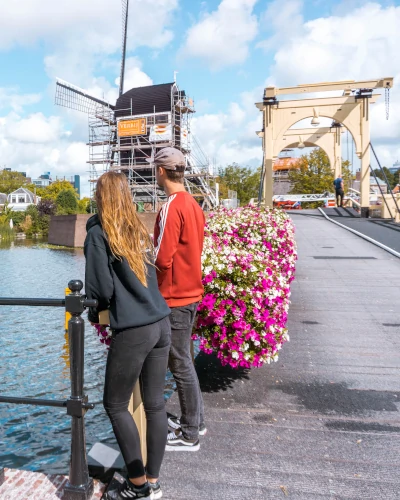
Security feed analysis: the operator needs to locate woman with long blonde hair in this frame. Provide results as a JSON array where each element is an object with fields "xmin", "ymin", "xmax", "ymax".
[{"xmin": 84, "ymin": 171, "xmax": 170, "ymax": 500}]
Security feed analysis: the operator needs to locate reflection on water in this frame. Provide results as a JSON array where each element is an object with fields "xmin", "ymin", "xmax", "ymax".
[{"xmin": 0, "ymin": 239, "xmax": 176, "ymax": 474}]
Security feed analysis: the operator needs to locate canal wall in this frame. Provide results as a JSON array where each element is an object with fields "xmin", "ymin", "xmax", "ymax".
[{"xmin": 48, "ymin": 213, "xmax": 158, "ymax": 247}]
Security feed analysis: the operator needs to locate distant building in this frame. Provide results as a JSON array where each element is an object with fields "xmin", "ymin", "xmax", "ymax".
[
  {"xmin": 32, "ymin": 172, "xmax": 52, "ymax": 188},
  {"xmin": 7, "ymin": 188, "xmax": 40, "ymax": 211},
  {"xmin": 273, "ymin": 157, "xmax": 300, "ymax": 181},
  {"xmin": 370, "ymin": 177, "xmax": 388, "ymax": 194},
  {"xmin": 388, "ymin": 160, "xmax": 400, "ymax": 175},
  {"xmin": 353, "ymin": 176, "xmax": 388, "ymax": 194},
  {"xmin": 272, "ymin": 156, "xmax": 300, "ymax": 196}
]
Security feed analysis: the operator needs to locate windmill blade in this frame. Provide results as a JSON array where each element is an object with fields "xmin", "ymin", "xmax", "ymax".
[
  {"xmin": 119, "ymin": 0, "xmax": 129, "ymax": 96},
  {"xmin": 55, "ymin": 78, "xmax": 114, "ymax": 114}
]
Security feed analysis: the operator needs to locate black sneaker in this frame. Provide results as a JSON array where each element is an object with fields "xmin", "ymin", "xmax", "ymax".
[
  {"xmin": 165, "ymin": 431, "xmax": 200, "ymax": 451},
  {"xmin": 149, "ymin": 480, "xmax": 163, "ymax": 499},
  {"xmin": 167, "ymin": 414, "xmax": 181, "ymax": 431},
  {"xmin": 199, "ymin": 422, "xmax": 208, "ymax": 436},
  {"xmin": 167, "ymin": 415, "xmax": 207, "ymax": 436},
  {"xmin": 105, "ymin": 473, "xmax": 152, "ymax": 499}
]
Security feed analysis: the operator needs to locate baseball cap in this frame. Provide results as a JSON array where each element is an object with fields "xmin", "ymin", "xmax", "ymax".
[{"xmin": 146, "ymin": 147, "xmax": 186, "ymax": 171}]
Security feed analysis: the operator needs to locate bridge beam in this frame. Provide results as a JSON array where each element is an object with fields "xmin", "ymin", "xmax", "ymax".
[
  {"xmin": 277, "ymin": 126, "xmax": 342, "ymax": 178},
  {"xmin": 256, "ymin": 82, "xmax": 391, "ymax": 217}
]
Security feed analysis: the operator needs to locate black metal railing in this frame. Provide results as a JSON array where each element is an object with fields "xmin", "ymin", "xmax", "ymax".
[{"xmin": 0, "ymin": 280, "xmax": 97, "ymax": 500}]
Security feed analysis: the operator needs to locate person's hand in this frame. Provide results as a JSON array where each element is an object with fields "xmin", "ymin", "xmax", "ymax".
[{"xmin": 90, "ymin": 322, "xmax": 99, "ymax": 327}]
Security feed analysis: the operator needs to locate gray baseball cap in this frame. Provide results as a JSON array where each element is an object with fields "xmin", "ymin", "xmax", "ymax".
[{"xmin": 146, "ymin": 147, "xmax": 186, "ymax": 171}]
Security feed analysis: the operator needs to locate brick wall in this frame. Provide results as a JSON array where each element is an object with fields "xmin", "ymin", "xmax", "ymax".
[{"xmin": 48, "ymin": 213, "xmax": 158, "ymax": 248}]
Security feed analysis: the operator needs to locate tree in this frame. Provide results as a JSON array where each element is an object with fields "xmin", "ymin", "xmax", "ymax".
[
  {"xmin": 78, "ymin": 197, "xmax": 91, "ymax": 214},
  {"xmin": 37, "ymin": 198, "xmax": 56, "ymax": 216},
  {"xmin": 41, "ymin": 180, "xmax": 79, "ymax": 201},
  {"xmin": 217, "ymin": 164, "xmax": 261, "ymax": 205},
  {"xmin": 288, "ymin": 149, "xmax": 354, "ymax": 194},
  {"xmin": 0, "ymin": 170, "xmax": 28, "ymax": 194},
  {"xmin": 341, "ymin": 160, "xmax": 353, "ymax": 192},
  {"xmin": 373, "ymin": 167, "xmax": 399, "ymax": 190},
  {"xmin": 56, "ymin": 189, "xmax": 78, "ymax": 215},
  {"xmin": 288, "ymin": 149, "xmax": 334, "ymax": 194}
]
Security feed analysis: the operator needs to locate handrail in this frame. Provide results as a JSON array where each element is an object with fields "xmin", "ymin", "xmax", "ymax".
[
  {"xmin": 0, "ymin": 280, "xmax": 97, "ymax": 500},
  {"xmin": 0, "ymin": 298, "xmax": 66, "ymax": 307},
  {"xmin": 370, "ymin": 142, "xmax": 400, "ymax": 216}
]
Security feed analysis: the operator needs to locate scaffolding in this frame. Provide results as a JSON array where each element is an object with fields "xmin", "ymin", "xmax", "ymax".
[{"xmin": 86, "ymin": 82, "xmax": 216, "ymax": 212}]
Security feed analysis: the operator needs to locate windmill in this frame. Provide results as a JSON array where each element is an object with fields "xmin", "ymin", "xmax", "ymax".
[{"xmin": 55, "ymin": 0, "xmax": 217, "ymax": 212}]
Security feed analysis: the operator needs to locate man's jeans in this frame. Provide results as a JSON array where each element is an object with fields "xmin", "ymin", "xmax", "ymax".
[{"xmin": 169, "ymin": 302, "xmax": 205, "ymax": 440}]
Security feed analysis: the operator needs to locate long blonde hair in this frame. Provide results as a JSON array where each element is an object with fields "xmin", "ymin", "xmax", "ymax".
[{"xmin": 95, "ymin": 171, "xmax": 153, "ymax": 287}]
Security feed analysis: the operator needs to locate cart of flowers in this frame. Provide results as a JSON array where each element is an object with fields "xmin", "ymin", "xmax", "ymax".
[{"xmin": 195, "ymin": 206, "xmax": 297, "ymax": 369}]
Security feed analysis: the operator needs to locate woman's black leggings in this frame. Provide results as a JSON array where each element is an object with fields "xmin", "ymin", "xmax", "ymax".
[{"xmin": 103, "ymin": 316, "xmax": 171, "ymax": 479}]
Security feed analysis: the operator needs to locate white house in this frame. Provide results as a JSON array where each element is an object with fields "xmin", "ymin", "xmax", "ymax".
[{"xmin": 7, "ymin": 188, "xmax": 40, "ymax": 211}]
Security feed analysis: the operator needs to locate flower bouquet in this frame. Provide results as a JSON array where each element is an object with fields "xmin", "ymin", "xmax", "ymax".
[{"xmin": 195, "ymin": 206, "xmax": 297, "ymax": 369}]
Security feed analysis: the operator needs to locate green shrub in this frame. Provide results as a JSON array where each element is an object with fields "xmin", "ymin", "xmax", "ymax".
[{"xmin": 56, "ymin": 189, "xmax": 78, "ymax": 215}]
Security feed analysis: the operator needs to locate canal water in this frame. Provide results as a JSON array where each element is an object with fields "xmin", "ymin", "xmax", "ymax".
[{"xmin": 0, "ymin": 239, "xmax": 176, "ymax": 474}]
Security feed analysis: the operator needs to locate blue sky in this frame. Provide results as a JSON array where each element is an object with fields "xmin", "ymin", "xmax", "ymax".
[{"xmin": 1, "ymin": 0, "xmax": 400, "ymax": 196}]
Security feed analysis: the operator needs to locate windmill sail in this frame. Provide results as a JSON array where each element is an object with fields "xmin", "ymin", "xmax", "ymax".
[
  {"xmin": 119, "ymin": 0, "xmax": 129, "ymax": 96},
  {"xmin": 55, "ymin": 78, "xmax": 114, "ymax": 114}
]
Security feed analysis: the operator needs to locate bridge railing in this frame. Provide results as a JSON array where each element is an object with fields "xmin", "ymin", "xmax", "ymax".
[{"xmin": 0, "ymin": 280, "xmax": 97, "ymax": 500}]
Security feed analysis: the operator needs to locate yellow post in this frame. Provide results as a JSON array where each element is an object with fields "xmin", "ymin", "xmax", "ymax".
[
  {"xmin": 65, "ymin": 287, "xmax": 71, "ymax": 332},
  {"xmin": 128, "ymin": 382, "xmax": 147, "ymax": 463}
]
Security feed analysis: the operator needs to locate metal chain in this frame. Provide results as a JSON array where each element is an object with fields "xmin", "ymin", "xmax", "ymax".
[{"xmin": 385, "ymin": 87, "xmax": 390, "ymax": 120}]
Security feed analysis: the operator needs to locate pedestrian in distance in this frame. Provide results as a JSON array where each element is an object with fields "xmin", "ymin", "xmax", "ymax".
[
  {"xmin": 333, "ymin": 176, "xmax": 345, "ymax": 208},
  {"xmin": 84, "ymin": 171, "xmax": 171, "ymax": 500},
  {"xmin": 150, "ymin": 147, "xmax": 207, "ymax": 452}
]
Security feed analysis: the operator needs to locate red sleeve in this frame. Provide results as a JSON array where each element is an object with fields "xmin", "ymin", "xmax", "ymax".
[{"xmin": 154, "ymin": 195, "xmax": 181, "ymax": 278}]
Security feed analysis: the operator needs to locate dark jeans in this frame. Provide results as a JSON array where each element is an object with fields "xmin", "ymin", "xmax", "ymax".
[
  {"xmin": 168, "ymin": 302, "xmax": 205, "ymax": 440},
  {"xmin": 103, "ymin": 316, "xmax": 171, "ymax": 479},
  {"xmin": 336, "ymin": 188, "xmax": 344, "ymax": 207}
]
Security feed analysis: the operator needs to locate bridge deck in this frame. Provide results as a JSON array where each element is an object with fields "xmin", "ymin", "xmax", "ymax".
[
  {"xmin": 161, "ymin": 210, "xmax": 400, "ymax": 499},
  {"xmin": 321, "ymin": 208, "xmax": 400, "ymax": 254}
]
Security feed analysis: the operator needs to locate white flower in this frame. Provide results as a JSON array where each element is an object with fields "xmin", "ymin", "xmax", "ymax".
[{"xmin": 231, "ymin": 351, "xmax": 239, "ymax": 360}]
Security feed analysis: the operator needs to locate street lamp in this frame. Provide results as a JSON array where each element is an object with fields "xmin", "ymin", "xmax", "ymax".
[
  {"xmin": 311, "ymin": 107, "xmax": 320, "ymax": 126},
  {"xmin": 298, "ymin": 136, "xmax": 305, "ymax": 149}
]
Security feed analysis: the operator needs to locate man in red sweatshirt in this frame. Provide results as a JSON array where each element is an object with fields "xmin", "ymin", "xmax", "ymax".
[{"xmin": 151, "ymin": 147, "xmax": 206, "ymax": 451}]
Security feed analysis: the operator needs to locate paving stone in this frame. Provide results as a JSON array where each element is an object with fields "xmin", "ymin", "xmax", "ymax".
[
  {"xmin": 160, "ymin": 213, "xmax": 400, "ymax": 500},
  {"xmin": 0, "ymin": 468, "xmax": 105, "ymax": 499}
]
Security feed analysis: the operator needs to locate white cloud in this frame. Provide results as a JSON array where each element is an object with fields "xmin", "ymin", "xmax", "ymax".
[
  {"xmin": 5, "ymin": 113, "xmax": 64, "ymax": 144},
  {"xmin": 180, "ymin": 0, "xmax": 259, "ymax": 70},
  {"xmin": 0, "ymin": 88, "xmax": 42, "ymax": 113},
  {"xmin": 0, "ymin": 111, "xmax": 91, "ymax": 195},
  {"xmin": 115, "ymin": 58, "xmax": 153, "ymax": 92},
  {"xmin": 0, "ymin": 0, "xmax": 177, "ymax": 52},
  {"xmin": 0, "ymin": 0, "xmax": 176, "ymax": 99},
  {"xmin": 264, "ymin": 2, "xmax": 400, "ymax": 86},
  {"xmin": 192, "ymin": 86, "xmax": 263, "ymax": 168},
  {"xmin": 257, "ymin": 0, "xmax": 304, "ymax": 53}
]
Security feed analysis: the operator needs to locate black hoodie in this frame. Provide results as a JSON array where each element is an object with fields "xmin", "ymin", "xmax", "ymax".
[{"xmin": 84, "ymin": 214, "xmax": 170, "ymax": 330}]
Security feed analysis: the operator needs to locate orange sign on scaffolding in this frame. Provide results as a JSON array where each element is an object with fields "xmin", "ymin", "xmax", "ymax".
[{"xmin": 118, "ymin": 118, "xmax": 147, "ymax": 137}]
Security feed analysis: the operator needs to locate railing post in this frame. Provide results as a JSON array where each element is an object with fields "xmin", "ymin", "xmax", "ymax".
[{"xmin": 63, "ymin": 280, "xmax": 94, "ymax": 500}]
